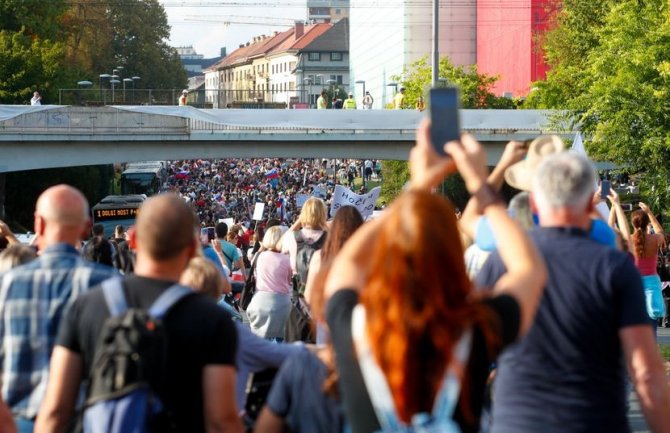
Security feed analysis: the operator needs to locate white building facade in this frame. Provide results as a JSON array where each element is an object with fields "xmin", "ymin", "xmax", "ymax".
[{"xmin": 349, "ymin": 0, "xmax": 476, "ymax": 108}]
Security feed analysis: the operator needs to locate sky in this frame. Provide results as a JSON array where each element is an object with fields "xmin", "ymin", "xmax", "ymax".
[{"xmin": 158, "ymin": 0, "xmax": 308, "ymax": 58}]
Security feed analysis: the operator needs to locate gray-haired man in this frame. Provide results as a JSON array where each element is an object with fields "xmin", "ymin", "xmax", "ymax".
[{"xmin": 477, "ymin": 152, "xmax": 670, "ymax": 433}]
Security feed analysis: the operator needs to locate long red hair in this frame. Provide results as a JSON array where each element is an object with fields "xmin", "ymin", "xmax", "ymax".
[{"xmin": 360, "ymin": 191, "xmax": 496, "ymax": 422}]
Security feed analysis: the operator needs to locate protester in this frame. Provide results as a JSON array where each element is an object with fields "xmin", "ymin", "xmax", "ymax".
[
  {"xmin": 304, "ymin": 205, "xmax": 364, "ymax": 324},
  {"xmin": 30, "ymin": 92, "xmax": 41, "ymax": 106},
  {"xmin": 324, "ymin": 120, "xmax": 547, "ymax": 433},
  {"xmin": 630, "ymin": 202, "xmax": 667, "ymax": 321},
  {"xmin": 179, "ymin": 89, "xmax": 188, "ymax": 106},
  {"xmin": 0, "ymin": 185, "xmax": 118, "ymax": 433},
  {"xmin": 246, "ymin": 226, "xmax": 292, "ymax": 340},
  {"xmin": 82, "ymin": 223, "xmax": 114, "ymax": 266},
  {"xmin": 282, "ymin": 197, "xmax": 328, "ymax": 291},
  {"xmin": 392, "ymin": 87, "xmax": 405, "ymax": 109},
  {"xmin": 0, "ymin": 245, "xmax": 37, "ymax": 274},
  {"xmin": 180, "ymin": 255, "xmax": 301, "ymax": 416},
  {"xmin": 253, "ymin": 209, "xmax": 363, "ymax": 433},
  {"xmin": 362, "ymin": 91, "xmax": 374, "ymax": 110},
  {"xmin": 477, "ymin": 152, "xmax": 670, "ymax": 433},
  {"xmin": 0, "ymin": 220, "xmax": 20, "ymax": 250},
  {"xmin": 36, "ymin": 194, "xmax": 243, "ymax": 433}
]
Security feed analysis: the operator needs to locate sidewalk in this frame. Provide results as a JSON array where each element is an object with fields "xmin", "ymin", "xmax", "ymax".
[{"xmin": 628, "ymin": 326, "xmax": 670, "ymax": 433}]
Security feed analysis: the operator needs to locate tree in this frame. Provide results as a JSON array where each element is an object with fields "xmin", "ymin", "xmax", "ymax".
[
  {"xmin": 0, "ymin": 29, "xmax": 77, "ymax": 104},
  {"xmin": 527, "ymin": 0, "xmax": 670, "ymax": 209},
  {"xmin": 57, "ymin": 0, "xmax": 187, "ymax": 99},
  {"xmin": 380, "ymin": 56, "xmax": 515, "ymax": 204}
]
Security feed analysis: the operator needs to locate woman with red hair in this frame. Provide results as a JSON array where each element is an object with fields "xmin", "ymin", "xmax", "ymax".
[{"xmin": 325, "ymin": 119, "xmax": 547, "ymax": 433}]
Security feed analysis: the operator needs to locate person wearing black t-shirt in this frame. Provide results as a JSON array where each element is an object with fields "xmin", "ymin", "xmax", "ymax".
[
  {"xmin": 36, "ymin": 194, "xmax": 243, "ymax": 433},
  {"xmin": 324, "ymin": 121, "xmax": 548, "ymax": 433}
]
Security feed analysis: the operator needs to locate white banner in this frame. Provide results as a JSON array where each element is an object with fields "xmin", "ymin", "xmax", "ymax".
[
  {"xmin": 252, "ymin": 202, "xmax": 265, "ymax": 221},
  {"xmin": 218, "ymin": 218, "xmax": 235, "ymax": 228},
  {"xmin": 330, "ymin": 185, "xmax": 381, "ymax": 219}
]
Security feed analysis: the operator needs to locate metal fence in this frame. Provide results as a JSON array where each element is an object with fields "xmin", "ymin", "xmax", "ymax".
[{"xmin": 58, "ymin": 89, "xmax": 312, "ymax": 109}]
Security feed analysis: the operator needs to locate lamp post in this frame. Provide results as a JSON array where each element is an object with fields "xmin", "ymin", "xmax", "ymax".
[
  {"xmin": 123, "ymin": 78, "xmax": 133, "ymax": 103},
  {"xmin": 77, "ymin": 80, "xmax": 92, "ymax": 106},
  {"xmin": 99, "ymin": 74, "xmax": 110, "ymax": 105},
  {"xmin": 355, "ymin": 80, "xmax": 366, "ymax": 107},
  {"xmin": 131, "ymin": 76, "xmax": 141, "ymax": 104},
  {"xmin": 303, "ymin": 77, "xmax": 313, "ymax": 107}
]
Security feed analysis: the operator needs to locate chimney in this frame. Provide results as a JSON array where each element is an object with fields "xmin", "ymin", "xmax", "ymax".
[
  {"xmin": 220, "ymin": 47, "xmax": 227, "ymax": 57},
  {"xmin": 294, "ymin": 20, "xmax": 304, "ymax": 39},
  {"xmin": 239, "ymin": 44, "xmax": 244, "ymax": 48},
  {"xmin": 246, "ymin": 42, "xmax": 250, "ymax": 46}
]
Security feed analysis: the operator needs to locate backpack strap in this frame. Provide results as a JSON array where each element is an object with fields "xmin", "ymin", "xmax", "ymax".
[
  {"xmin": 148, "ymin": 284, "xmax": 193, "ymax": 320},
  {"xmin": 351, "ymin": 305, "xmax": 403, "ymax": 431},
  {"xmin": 101, "ymin": 278, "xmax": 128, "ymax": 316},
  {"xmin": 432, "ymin": 328, "xmax": 472, "ymax": 420}
]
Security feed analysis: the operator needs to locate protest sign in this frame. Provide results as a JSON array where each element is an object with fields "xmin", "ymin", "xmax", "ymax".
[
  {"xmin": 218, "ymin": 218, "xmax": 235, "ymax": 228},
  {"xmin": 329, "ymin": 185, "xmax": 381, "ymax": 219},
  {"xmin": 252, "ymin": 202, "xmax": 265, "ymax": 221},
  {"xmin": 296, "ymin": 194, "xmax": 310, "ymax": 208}
]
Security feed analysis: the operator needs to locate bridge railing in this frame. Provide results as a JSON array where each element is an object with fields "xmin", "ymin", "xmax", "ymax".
[
  {"xmin": 0, "ymin": 107, "xmax": 188, "ymax": 134},
  {"xmin": 58, "ymin": 89, "xmax": 311, "ymax": 109}
]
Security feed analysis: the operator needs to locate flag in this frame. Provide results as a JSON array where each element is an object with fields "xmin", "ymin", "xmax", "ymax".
[
  {"xmin": 572, "ymin": 132, "xmax": 610, "ymax": 220},
  {"xmin": 265, "ymin": 168, "xmax": 279, "ymax": 180}
]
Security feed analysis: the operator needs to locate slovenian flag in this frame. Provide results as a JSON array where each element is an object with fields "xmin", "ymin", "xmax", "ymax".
[{"xmin": 266, "ymin": 168, "xmax": 279, "ymax": 180}]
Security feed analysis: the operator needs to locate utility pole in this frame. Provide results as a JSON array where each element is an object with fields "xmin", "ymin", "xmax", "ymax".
[{"xmin": 432, "ymin": 0, "xmax": 439, "ymax": 87}]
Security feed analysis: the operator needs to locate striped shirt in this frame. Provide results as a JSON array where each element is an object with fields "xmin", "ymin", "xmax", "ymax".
[{"xmin": 0, "ymin": 243, "xmax": 118, "ymax": 419}]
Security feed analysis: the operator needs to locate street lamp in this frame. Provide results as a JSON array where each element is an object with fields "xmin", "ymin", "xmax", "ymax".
[
  {"xmin": 123, "ymin": 78, "xmax": 133, "ymax": 103},
  {"xmin": 303, "ymin": 77, "xmax": 313, "ymax": 107},
  {"xmin": 131, "ymin": 76, "xmax": 141, "ymax": 104},
  {"xmin": 110, "ymin": 76, "xmax": 120, "ymax": 104},
  {"xmin": 355, "ymin": 80, "xmax": 366, "ymax": 98},
  {"xmin": 99, "ymin": 74, "xmax": 110, "ymax": 104}
]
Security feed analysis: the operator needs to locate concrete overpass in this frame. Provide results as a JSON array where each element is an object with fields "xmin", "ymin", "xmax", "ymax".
[{"xmin": 0, "ymin": 105, "xmax": 576, "ymax": 173}]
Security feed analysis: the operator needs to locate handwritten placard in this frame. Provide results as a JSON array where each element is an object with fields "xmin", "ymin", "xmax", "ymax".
[{"xmin": 329, "ymin": 185, "xmax": 381, "ymax": 219}]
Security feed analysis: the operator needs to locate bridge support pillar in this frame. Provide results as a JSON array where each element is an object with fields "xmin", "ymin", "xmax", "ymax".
[{"xmin": 0, "ymin": 173, "xmax": 5, "ymax": 220}]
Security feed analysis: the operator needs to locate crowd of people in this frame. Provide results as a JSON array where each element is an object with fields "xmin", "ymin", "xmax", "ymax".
[
  {"xmin": 161, "ymin": 157, "xmax": 380, "ymax": 230},
  {"xmin": 0, "ymin": 119, "xmax": 669, "ymax": 433}
]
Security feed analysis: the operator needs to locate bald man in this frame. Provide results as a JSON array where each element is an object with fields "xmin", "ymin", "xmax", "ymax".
[
  {"xmin": 38, "ymin": 194, "xmax": 243, "ymax": 433},
  {"xmin": 0, "ymin": 185, "xmax": 118, "ymax": 433}
]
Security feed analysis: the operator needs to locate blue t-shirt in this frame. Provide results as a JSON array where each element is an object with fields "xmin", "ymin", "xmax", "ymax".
[
  {"xmin": 266, "ymin": 348, "xmax": 346, "ymax": 433},
  {"xmin": 218, "ymin": 240, "xmax": 240, "ymax": 269},
  {"xmin": 476, "ymin": 227, "xmax": 650, "ymax": 433}
]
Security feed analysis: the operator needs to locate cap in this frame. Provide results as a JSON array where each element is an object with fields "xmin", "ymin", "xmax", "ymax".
[
  {"xmin": 182, "ymin": 89, "xmax": 188, "ymax": 94},
  {"xmin": 348, "ymin": 93, "xmax": 353, "ymax": 96}
]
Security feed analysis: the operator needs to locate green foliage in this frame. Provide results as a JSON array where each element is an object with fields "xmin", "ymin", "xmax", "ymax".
[
  {"xmin": 529, "ymin": 0, "xmax": 670, "ymax": 210},
  {"xmin": 104, "ymin": 0, "xmax": 187, "ymax": 90},
  {"xmin": 5, "ymin": 165, "xmax": 114, "ymax": 230},
  {"xmin": 381, "ymin": 56, "xmax": 512, "ymax": 205},
  {"xmin": 0, "ymin": 0, "xmax": 69, "ymax": 40},
  {"xmin": 380, "ymin": 161, "xmax": 410, "ymax": 204},
  {"xmin": 392, "ymin": 56, "xmax": 518, "ymax": 110},
  {"xmin": 0, "ymin": 29, "xmax": 77, "ymax": 104}
]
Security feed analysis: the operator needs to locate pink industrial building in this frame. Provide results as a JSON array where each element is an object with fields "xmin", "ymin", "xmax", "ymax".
[{"xmin": 476, "ymin": 0, "xmax": 556, "ymax": 97}]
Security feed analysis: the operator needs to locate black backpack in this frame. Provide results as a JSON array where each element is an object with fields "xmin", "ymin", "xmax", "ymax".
[
  {"xmin": 82, "ymin": 278, "xmax": 192, "ymax": 433},
  {"xmin": 293, "ymin": 231, "xmax": 327, "ymax": 293}
]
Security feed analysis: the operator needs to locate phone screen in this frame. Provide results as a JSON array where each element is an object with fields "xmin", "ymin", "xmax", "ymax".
[
  {"xmin": 430, "ymin": 87, "xmax": 460, "ymax": 155},
  {"xmin": 600, "ymin": 180, "xmax": 611, "ymax": 199}
]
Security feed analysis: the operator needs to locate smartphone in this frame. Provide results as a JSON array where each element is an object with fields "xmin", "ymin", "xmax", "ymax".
[
  {"xmin": 621, "ymin": 203, "xmax": 633, "ymax": 212},
  {"xmin": 600, "ymin": 180, "xmax": 611, "ymax": 199},
  {"xmin": 430, "ymin": 87, "xmax": 461, "ymax": 155}
]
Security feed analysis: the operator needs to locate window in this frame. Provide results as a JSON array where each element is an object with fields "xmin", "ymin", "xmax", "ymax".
[
  {"xmin": 308, "ymin": 52, "xmax": 321, "ymax": 61},
  {"xmin": 330, "ymin": 52, "xmax": 343, "ymax": 61},
  {"xmin": 330, "ymin": 75, "xmax": 343, "ymax": 85},
  {"xmin": 335, "ymin": 8, "xmax": 341, "ymax": 14}
]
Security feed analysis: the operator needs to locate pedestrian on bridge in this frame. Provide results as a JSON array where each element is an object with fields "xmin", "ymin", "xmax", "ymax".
[{"xmin": 343, "ymin": 93, "xmax": 357, "ymax": 109}]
